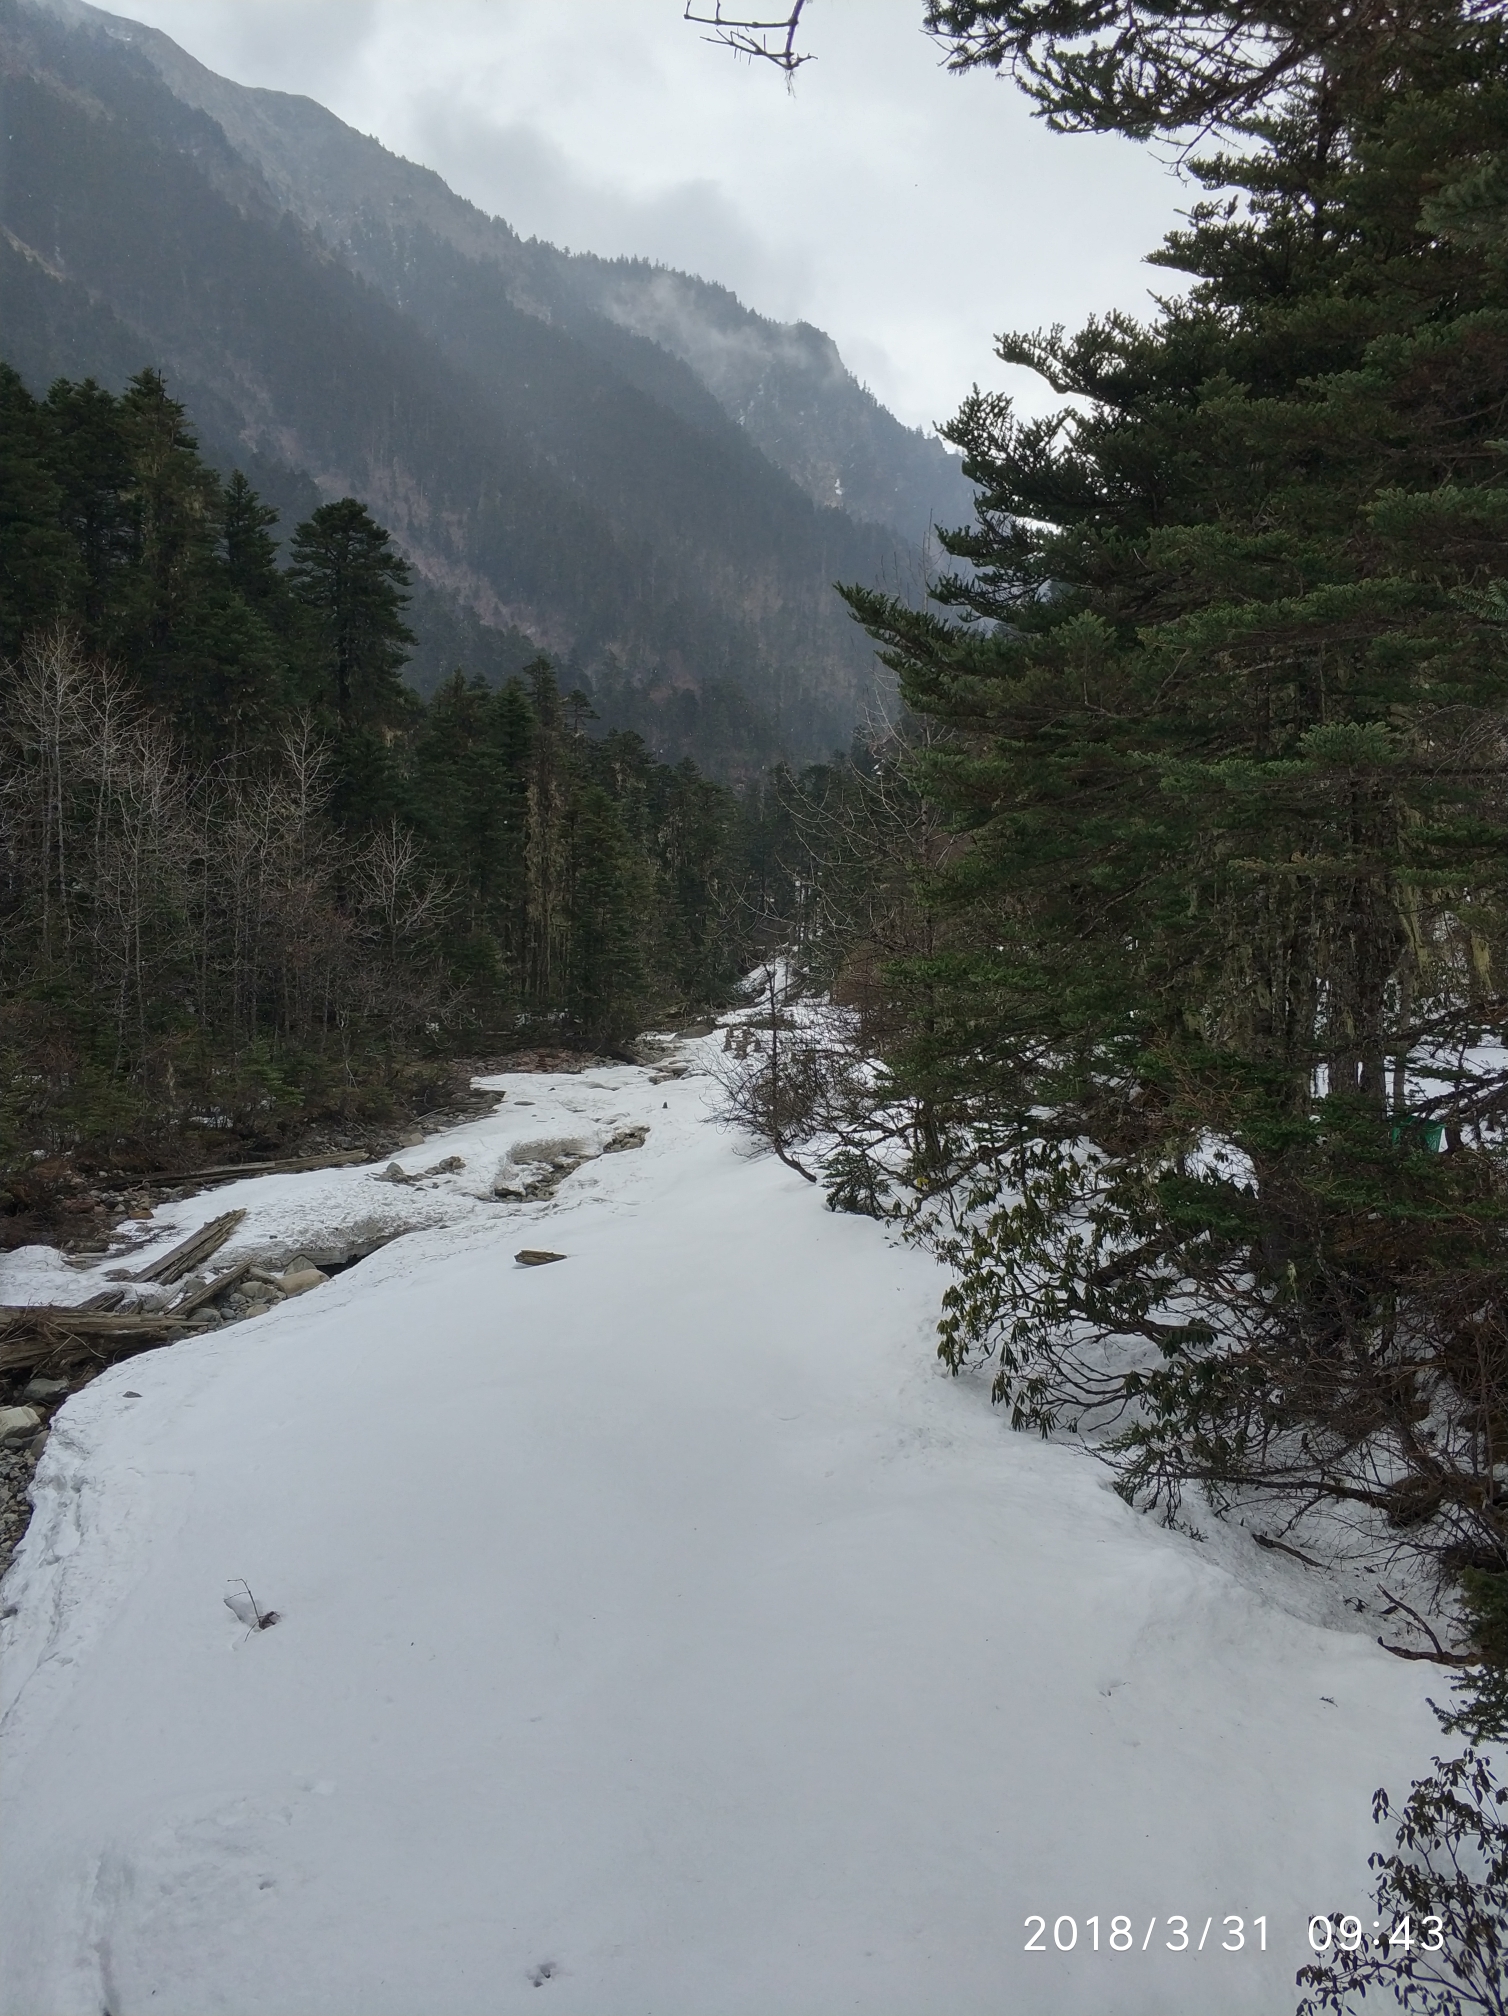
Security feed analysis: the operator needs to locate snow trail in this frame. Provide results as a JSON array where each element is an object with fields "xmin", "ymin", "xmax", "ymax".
[{"xmin": 0, "ymin": 1041, "xmax": 1435, "ymax": 2013}]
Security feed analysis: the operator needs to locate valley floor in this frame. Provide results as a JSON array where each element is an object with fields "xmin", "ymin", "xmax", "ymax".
[{"xmin": 0, "ymin": 1035, "xmax": 1437, "ymax": 2015}]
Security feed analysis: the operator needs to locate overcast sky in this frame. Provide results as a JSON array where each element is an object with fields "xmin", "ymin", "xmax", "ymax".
[{"xmin": 117, "ymin": 0, "xmax": 1187, "ymax": 434}]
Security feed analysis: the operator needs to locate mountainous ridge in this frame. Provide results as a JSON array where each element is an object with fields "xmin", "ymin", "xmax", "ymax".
[
  {"xmin": 23, "ymin": 0, "xmax": 969, "ymax": 546},
  {"xmin": 1, "ymin": 0, "xmax": 964, "ymax": 763}
]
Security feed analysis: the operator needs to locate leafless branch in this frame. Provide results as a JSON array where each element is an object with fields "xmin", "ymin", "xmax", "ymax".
[{"xmin": 685, "ymin": 1, "xmax": 813, "ymax": 76}]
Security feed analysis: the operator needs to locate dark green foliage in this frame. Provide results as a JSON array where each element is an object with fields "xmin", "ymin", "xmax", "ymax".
[
  {"xmin": 1296, "ymin": 1741, "xmax": 1507, "ymax": 2015},
  {"xmin": 923, "ymin": 0, "xmax": 1491, "ymax": 135},
  {"xmin": 288, "ymin": 499, "xmax": 416, "ymax": 731},
  {"xmin": 844, "ymin": 0, "xmax": 1508, "ymax": 1573},
  {"xmin": 0, "ymin": 364, "xmax": 75, "ymax": 655},
  {"xmin": 1298, "ymin": 1582, "xmax": 1508, "ymax": 2016},
  {"xmin": 221, "ymin": 471, "xmax": 281, "ymax": 605},
  {"xmin": 828, "ymin": 7, "xmax": 1508, "ymax": 2001},
  {"xmin": 0, "ymin": 364, "xmax": 763, "ymax": 1168}
]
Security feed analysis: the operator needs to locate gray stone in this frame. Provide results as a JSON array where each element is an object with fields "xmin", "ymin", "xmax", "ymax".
[
  {"xmin": 603, "ymin": 1126, "xmax": 649, "ymax": 1154},
  {"xmin": 22, "ymin": 1377, "xmax": 69, "ymax": 1402},
  {"xmin": 276, "ymin": 1266, "xmax": 328, "ymax": 1296},
  {"xmin": 0, "ymin": 1407, "xmax": 45, "ymax": 1445},
  {"xmin": 508, "ymin": 1136, "xmax": 594, "ymax": 1166}
]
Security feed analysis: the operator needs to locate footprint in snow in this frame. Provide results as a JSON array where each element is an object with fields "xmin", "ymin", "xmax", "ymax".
[{"xmin": 529, "ymin": 1961, "xmax": 558, "ymax": 1986}]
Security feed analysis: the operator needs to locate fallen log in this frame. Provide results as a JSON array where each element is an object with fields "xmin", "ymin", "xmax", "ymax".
[
  {"xmin": 171, "ymin": 1259, "xmax": 251, "ymax": 1315},
  {"xmin": 0, "ymin": 1307, "xmax": 195, "ymax": 1374},
  {"xmin": 134, "ymin": 1150, "xmax": 376, "ymax": 1187},
  {"xmin": 133, "ymin": 1210, "xmax": 245, "ymax": 1285}
]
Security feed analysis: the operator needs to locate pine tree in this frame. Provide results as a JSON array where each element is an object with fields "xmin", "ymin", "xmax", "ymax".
[
  {"xmin": 0, "ymin": 365, "xmax": 76, "ymax": 657},
  {"xmin": 40, "ymin": 374, "xmax": 135, "ymax": 631},
  {"xmin": 221, "ymin": 471, "xmax": 281, "ymax": 604},
  {"xmin": 287, "ymin": 498, "xmax": 416, "ymax": 730},
  {"xmin": 844, "ymin": 2, "xmax": 1508, "ymax": 1561}
]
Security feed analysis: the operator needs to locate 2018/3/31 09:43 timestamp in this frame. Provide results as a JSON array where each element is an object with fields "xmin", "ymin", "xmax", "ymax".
[{"xmin": 1024, "ymin": 1916, "xmax": 1266, "ymax": 1952}]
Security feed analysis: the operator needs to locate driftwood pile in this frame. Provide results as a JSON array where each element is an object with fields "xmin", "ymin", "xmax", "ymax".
[{"xmin": 0, "ymin": 1211, "xmax": 249, "ymax": 1375}]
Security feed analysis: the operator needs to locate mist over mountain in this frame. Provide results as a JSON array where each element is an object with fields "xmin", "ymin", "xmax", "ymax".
[{"xmin": 0, "ymin": 0, "xmax": 964, "ymax": 764}]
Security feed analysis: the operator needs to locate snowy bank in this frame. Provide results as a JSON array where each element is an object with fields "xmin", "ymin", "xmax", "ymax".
[{"xmin": 0, "ymin": 1039, "xmax": 1437, "ymax": 2014}]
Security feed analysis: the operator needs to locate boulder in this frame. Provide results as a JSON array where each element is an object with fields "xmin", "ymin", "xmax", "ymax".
[
  {"xmin": 276, "ymin": 1266, "xmax": 328, "ymax": 1296},
  {"xmin": 508, "ymin": 1136, "xmax": 594, "ymax": 1167},
  {"xmin": 603, "ymin": 1126, "xmax": 649, "ymax": 1153},
  {"xmin": 0, "ymin": 1406, "xmax": 45, "ymax": 1444}
]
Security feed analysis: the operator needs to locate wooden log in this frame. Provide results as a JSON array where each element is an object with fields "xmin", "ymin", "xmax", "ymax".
[
  {"xmin": 134, "ymin": 1150, "xmax": 375, "ymax": 1186},
  {"xmin": 171, "ymin": 1259, "xmax": 251, "ymax": 1315},
  {"xmin": 0, "ymin": 1308, "xmax": 193, "ymax": 1374},
  {"xmin": 133, "ymin": 1210, "xmax": 246, "ymax": 1285}
]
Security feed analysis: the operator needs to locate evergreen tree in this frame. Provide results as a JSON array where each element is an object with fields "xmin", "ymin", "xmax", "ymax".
[
  {"xmin": 116, "ymin": 368, "xmax": 220, "ymax": 656},
  {"xmin": 411, "ymin": 670, "xmax": 535, "ymax": 996},
  {"xmin": 221, "ymin": 470, "xmax": 282, "ymax": 604},
  {"xmin": 287, "ymin": 497, "xmax": 416, "ymax": 730},
  {"xmin": 41, "ymin": 373, "xmax": 135, "ymax": 630},
  {"xmin": 0, "ymin": 364, "xmax": 75, "ymax": 656},
  {"xmin": 564, "ymin": 780, "xmax": 649, "ymax": 1039},
  {"xmin": 844, "ymin": 1, "xmax": 1508, "ymax": 1566},
  {"xmin": 1, "ymin": 360, "xmax": 760, "ymax": 1170}
]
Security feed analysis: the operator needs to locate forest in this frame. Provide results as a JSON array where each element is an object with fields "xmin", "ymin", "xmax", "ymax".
[{"xmin": 0, "ymin": 362, "xmax": 792, "ymax": 1183}]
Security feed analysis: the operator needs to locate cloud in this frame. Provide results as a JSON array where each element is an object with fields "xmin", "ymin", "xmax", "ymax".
[
  {"xmin": 116, "ymin": 0, "xmax": 1188, "ymax": 428},
  {"xmin": 402, "ymin": 102, "xmax": 813, "ymax": 318}
]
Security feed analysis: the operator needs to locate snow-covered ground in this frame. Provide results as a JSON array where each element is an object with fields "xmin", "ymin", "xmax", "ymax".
[{"xmin": 0, "ymin": 1035, "xmax": 1438, "ymax": 2015}]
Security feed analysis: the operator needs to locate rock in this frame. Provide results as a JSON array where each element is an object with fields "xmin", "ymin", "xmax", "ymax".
[
  {"xmin": 276, "ymin": 1266, "xmax": 328, "ymax": 1296},
  {"xmin": 0, "ymin": 1407, "xmax": 45, "ymax": 1445},
  {"xmin": 374, "ymin": 1162, "xmax": 412, "ymax": 1185},
  {"xmin": 603, "ymin": 1126, "xmax": 649, "ymax": 1153},
  {"xmin": 22, "ymin": 1377, "xmax": 69, "ymax": 1402},
  {"xmin": 508, "ymin": 1136, "xmax": 594, "ymax": 1168},
  {"xmin": 425, "ymin": 1155, "xmax": 465, "ymax": 1175},
  {"xmin": 515, "ymin": 1249, "xmax": 567, "ymax": 1267}
]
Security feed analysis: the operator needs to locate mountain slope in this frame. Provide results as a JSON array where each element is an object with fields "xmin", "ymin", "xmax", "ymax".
[
  {"xmin": 1, "ymin": 0, "xmax": 936, "ymax": 761},
  {"xmin": 557, "ymin": 257, "xmax": 974, "ymax": 547},
  {"xmin": 21, "ymin": 0, "xmax": 970, "ymax": 548}
]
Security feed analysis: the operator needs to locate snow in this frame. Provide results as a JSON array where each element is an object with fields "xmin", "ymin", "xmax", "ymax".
[{"xmin": 0, "ymin": 1037, "xmax": 1440, "ymax": 2014}]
